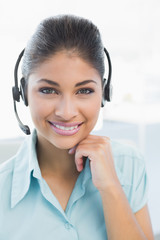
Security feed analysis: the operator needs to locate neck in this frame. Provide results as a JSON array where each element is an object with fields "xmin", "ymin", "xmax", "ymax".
[{"xmin": 36, "ymin": 135, "xmax": 78, "ymax": 178}]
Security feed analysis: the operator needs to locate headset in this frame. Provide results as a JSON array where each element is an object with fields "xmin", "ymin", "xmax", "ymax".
[{"xmin": 12, "ymin": 47, "xmax": 112, "ymax": 135}]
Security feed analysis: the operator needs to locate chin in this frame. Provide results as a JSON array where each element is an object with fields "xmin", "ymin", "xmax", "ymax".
[
  {"xmin": 38, "ymin": 124, "xmax": 94, "ymax": 150},
  {"xmin": 50, "ymin": 140, "xmax": 77, "ymax": 150}
]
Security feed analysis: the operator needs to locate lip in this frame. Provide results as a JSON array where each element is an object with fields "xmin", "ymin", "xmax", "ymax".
[{"xmin": 48, "ymin": 121, "xmax": 83, "ymax": 136}]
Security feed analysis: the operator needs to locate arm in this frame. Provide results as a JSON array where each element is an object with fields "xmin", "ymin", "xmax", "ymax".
[
  {"xmin": 69, "ymin": 135, "xmax": 154, "ymax": 240},
  {"xmin": 135, "ymin": 205, "xmax": 154, "ymax": 240},
  {"xmin": 100, "ymin": 186, "xmax": 154, "ymax": 240}
]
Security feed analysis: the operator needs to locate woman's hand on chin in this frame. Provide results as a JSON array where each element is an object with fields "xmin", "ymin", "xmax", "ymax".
[{"xmin": 68, "ymin": 135, "xmax": 120, "ymax": 192}]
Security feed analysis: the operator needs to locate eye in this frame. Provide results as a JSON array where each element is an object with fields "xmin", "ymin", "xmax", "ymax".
[
  {"xmin": 76, "ymin": 88, "xmax": 94, "ymax": 95},
  {"xmin": 39, "ymin": 87, "xmax": 58, "ymax": 94}
]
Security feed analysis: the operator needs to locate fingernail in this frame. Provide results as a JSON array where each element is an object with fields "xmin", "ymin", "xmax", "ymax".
[
  {"xmin": 68, "ymin": 149, "xmax": 73, "ymax": 154},
  {"xmin": 68, "ymin": 145, "xmax": 77, "ymax": 154}
]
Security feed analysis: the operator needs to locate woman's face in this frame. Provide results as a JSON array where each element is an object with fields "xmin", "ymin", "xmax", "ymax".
[{"xmin": 28, "ymin": 51, "xmax": 102, "ymax": 149}]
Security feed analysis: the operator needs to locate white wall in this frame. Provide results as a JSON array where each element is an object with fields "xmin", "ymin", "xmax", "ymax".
[{"xmin": 0, "ymin": 0, "xmax": 160, "ymax": 138}]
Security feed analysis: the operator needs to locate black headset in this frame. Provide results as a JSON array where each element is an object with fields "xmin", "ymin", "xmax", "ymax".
[{"xmin": 12, "ymin": 48, "xmax": 112, "ymax": 135}]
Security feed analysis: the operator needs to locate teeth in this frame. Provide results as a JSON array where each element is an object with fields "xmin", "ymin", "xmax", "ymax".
[{"xmin": 54, "ymin": 124, "xmax": 79, "ymax": 131}]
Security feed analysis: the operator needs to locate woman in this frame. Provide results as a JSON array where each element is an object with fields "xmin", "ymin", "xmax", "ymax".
[{"xmin": 0, "ymin": 15, "xmax": 153, "ymax": 239}]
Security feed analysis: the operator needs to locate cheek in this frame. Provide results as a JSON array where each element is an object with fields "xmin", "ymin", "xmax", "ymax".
[
  {"xmin": 28, "ymin": 94, "xmax": 50, "ymax": 122},
  {"xmin": 82, "ymin": 97, "xmax": 101, "ymax": 121},
  {"xmin": 30, "ymin": 104, "xmax": 51, "ymax": 121}
]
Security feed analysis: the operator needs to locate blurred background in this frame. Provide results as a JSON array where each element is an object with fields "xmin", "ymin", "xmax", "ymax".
[{"xmin": 0, "ymin": 0, "xmax": 160, "ymax": 237}]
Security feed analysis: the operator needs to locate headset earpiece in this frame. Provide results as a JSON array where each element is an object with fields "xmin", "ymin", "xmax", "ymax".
[
  {"xmin": 103, "ymin": 77, "xmax": 112, "ymax": 101},
  {"xmin": 20, "ymin": 77, "xmax": 28, "ymax": 106},
  {"xmin": 12, "ymin": 86, "xmax": 20, "ymax": 102},
  {"xmin": 101, "ymin": 81, "xmax": 113, "ymax": 107},
  {"xmin": 101, "ymin": 48, "xmax": 112, "ymax": 107},
  {"xmin": 12, "ymin": 78, "xmax": 28, "ymax": 106}
]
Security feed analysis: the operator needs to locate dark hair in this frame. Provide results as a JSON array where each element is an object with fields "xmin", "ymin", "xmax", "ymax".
[{"xmin": 22, "ymin": 14, "xmax": 105, "ymax": 81}]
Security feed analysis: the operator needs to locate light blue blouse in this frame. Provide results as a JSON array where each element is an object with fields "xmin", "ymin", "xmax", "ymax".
[{"xmin": 0, "ymin": 130, "xmax": 148, "ymax": 240}]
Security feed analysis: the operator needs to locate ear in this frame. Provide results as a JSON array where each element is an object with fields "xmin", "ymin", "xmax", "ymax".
[{"xmin": 20, "ymin": 77, "xmax": 28, "ymax": 106}]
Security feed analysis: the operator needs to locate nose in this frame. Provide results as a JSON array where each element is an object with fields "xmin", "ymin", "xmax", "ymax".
[{"xmin": 55, "ymin": 96, "xmax": 78, "ymax": 120}]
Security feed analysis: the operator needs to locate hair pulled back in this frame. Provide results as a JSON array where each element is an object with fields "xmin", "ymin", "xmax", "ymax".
[{"xmin": 22, "ymin": 14, "xmax": 105, "ymax": 81}]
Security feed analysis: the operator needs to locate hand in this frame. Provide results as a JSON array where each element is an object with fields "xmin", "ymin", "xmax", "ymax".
[{"xmin": 69, "ymin": 135, "xmax": 120, "ymax": 192}]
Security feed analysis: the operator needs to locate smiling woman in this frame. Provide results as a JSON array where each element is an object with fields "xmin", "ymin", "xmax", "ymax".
[
  {"xmin": 0, "ymin": 14, "xmax": 154, "ymax": 240},
  {"xmin": 27, "ymin": 51, "xmax": 102, "ymax": 150}
]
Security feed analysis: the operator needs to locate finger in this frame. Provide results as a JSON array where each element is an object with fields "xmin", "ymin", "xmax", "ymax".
[
  {"xmin": 77, "ymin": 162, "xmax": 84, "ymax": 172},
  {"xmin": 75, "ymin": 155, "xmax": 84, "ymax": 172},
  {"xmin": 74, "ymin": 148, "xmax": 93, "ymax": 172}
]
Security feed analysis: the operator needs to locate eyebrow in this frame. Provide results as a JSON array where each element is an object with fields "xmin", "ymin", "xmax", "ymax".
[{"xmin": 37, "ymin": 79, "xmax": 97, "ymax": 87}]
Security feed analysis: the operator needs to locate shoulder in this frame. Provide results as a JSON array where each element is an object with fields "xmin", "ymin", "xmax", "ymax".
[
  {"xmin": 0, "ymin": 135, "xmax": 29, "ymax": 193},
  {"xmin": 110, "ymin": 140, "xmax": 149, "ymax": 212},
  {"xmin": 111, "ymin": 140, "xmax": 146, "ymax": 185},
  {"xmin": 0, "ymin": 135, "xmax": 31, "ymax": 211},
  {"xmin": 111, "ymin": 139, "xmax": 144, "ymax": 166},
  {"xmin": 111, "ymin": 139, "xmax": 142, "ymax": 158},
  {"xmin": 0, "ymin": 157, "xmax": 16, "ymax": 209},
  {"xmin": 0, "ymin": 156, "xmax": 15, "ymax": 180}
]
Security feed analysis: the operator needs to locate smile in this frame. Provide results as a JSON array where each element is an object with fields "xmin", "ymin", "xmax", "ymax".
[
  {"xmin": 48, "ymin": 121, "xmax": 83, "ymax": 136},
  {"xmin": 53, "ymin": 124, "xmax": 79, "ymax": 131}
]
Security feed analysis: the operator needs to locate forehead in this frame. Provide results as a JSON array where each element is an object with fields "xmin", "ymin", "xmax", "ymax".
[{"xmin": 29, "ymin": 51, "xmax": 101, "ymax": 85}]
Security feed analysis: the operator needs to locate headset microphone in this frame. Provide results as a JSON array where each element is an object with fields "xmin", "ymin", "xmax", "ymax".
[
  {"xmin": 13, "ymin": 100, "xmax": 30, "ymax": 135},
  {"xmin": 12, "ymin": 49, "xmax": 30, "ymax": 135}
]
